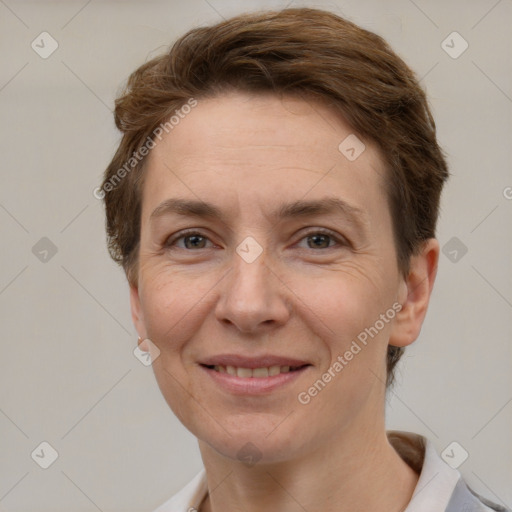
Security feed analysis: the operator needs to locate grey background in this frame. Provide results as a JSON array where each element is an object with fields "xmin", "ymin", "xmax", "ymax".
[{"xmin": 0, "ymin": 0, "xmax": 510, "ymax": 510}]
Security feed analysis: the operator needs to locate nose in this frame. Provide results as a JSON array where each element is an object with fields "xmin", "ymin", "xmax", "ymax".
[{"xmin": 215, "ymin": 251, "xmax": 291, "ymax": 334}]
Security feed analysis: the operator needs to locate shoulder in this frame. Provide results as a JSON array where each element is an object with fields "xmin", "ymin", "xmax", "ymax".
[
  {"xmin": 387, "ymin": 431, "xmax": 510, "ymax": 512},
  {"xmin": 447, "ymin": 478, "xmax": 510, "ymax": 512}
]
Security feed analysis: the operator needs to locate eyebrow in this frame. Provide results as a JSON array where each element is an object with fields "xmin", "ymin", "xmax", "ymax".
[{"xmin": 149, "ymin": 197, "xmax": 369, "ymax": 231}]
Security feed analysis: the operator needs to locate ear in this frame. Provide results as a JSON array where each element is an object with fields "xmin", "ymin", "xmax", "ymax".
[
  {"xmin": 130, "ymin": 284, "xmax": 149, "ymax": 352},
  {"xmin": 389, "ymin": 238, "xmax": 440, "ymax": 348}
]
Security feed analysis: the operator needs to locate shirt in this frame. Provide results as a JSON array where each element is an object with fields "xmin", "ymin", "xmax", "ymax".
[{"xmin": 152, "ymin": 431, "xmax": 509, "ymax": 512}]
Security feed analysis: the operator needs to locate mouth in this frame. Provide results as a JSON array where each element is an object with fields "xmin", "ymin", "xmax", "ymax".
[
  {"xmin": 198, "ymin": 355, "xmax": 312, "ymax": 394},
  {"xmin": 201, "ymin": 363, "xmax": 309, "ymax": 378}
]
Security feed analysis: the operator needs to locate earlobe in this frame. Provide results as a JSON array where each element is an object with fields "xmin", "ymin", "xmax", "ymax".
[
  {"xmin": 389, "ymin": 238, "xmax": 440, "ymax": 348},
  {"xmin": 130, "ymin": 285, "xmax": 148, "ymax": 350}
]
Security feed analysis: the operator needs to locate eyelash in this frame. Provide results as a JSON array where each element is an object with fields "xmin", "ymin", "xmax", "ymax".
[{"xmin": 164, "ymin": 228, "xmax": 348, "ymax": 251}]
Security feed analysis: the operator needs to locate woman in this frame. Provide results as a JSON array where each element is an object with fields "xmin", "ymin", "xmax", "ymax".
[{"xmin": 100, "ymin": 8, "xmax": 507, "ymax": 512}]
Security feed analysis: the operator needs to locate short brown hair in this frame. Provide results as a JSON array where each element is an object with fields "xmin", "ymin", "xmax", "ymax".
[{"xmin": 101, "ymin": 7, "xmax": 449, "ymax": 387}]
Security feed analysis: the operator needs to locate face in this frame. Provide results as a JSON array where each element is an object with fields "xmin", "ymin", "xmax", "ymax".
[{"xmin": 131, "ymin": 91, "xmax": 420, "ymax": 464}]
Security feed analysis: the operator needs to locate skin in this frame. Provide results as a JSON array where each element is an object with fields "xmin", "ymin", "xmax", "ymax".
[{"xmin": 130, "ymin": 91, "xmax": 439, "ymax": 512}]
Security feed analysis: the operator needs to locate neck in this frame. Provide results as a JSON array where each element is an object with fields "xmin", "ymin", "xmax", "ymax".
[{"xmin": 198, "ymin": 426, "xmax": 419, "ymax": 512}]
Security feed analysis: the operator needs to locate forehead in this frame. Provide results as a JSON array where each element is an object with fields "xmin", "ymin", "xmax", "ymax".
[
  {"xmin": 142, "ymin": 91, "xmax": 389, "ymax": 224},
  {"xmin": 150, "ymin": 92, "xmax": 378, "ymax": 166}
]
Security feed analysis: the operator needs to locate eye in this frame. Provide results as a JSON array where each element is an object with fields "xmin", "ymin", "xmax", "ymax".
[
  {"xmin": 296, "ymin": 229, "xmax": 346, "ymax": 250},
  {"xmin": 164, "ymin": 230, "xmax": 215, "ymax": 250},
  {"xmin": 164, "ymin": 228, "xmax": 347, "ymax": 252}
]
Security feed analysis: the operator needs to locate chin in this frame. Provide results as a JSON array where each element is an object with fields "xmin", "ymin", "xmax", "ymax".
[{"xmin": 193, "ymin": 412, "xmax": 312, "ymax": 465}]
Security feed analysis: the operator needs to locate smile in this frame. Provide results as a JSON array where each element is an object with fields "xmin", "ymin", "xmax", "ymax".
[
  {"xmin": 205, "ymin": 364, "xmax": 306, "ymax": 378},
  {"xmin": 199, "ymin": 361, "xmax": 311, "ymax": 395}
]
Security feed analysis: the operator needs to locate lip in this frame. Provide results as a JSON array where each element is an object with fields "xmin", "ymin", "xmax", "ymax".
[
  {"xmin": 199, "ymin": 354, "xmax": 310, "ymax": 369},
  {"xmin": 198, "ymin": 354, "xmax": 311, "ymax": 395},
  {"xmin": 200, "ymin": 364, "xmax": 310, "ymax": 395}
]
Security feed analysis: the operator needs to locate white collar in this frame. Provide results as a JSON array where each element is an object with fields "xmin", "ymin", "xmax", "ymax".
[{"xmin": 401, "ymin": 434, "xmax": 461, "ymax": 512}]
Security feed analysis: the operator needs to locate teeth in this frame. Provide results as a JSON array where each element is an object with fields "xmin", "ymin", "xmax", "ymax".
[
  {"xmin": 252, "ymin": 367, "xmax": 269, "ymax": 378},
  {"xmin": 269, "ymin": 365, "xmax": 281, "ymax": 376},
  {"xmin": 211, "ymin": 364, "xmax": 299, "ymax": 377},
  {"xmin": 237, "ymin": 367, "xmax": 252, "ymax": 378}
]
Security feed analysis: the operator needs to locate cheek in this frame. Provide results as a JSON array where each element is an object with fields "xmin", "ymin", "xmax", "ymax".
[
  {"xmin": 288, "ymin": 265, "xmax": 396, "ymax": 403},
  {"xmin": 293, "ymin": 272, "xmax": 392, "ymax": 415},
  {"xmin": 292, "ymin": 265, "xmax": 393, "ymax": 341},
  {"xmin": 138, "ymin": 265, "xmax": 225, "ymax": 359},
  {"xmin": 137, "ymin": 270, "xmax": 213, "ymax": 422}
]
